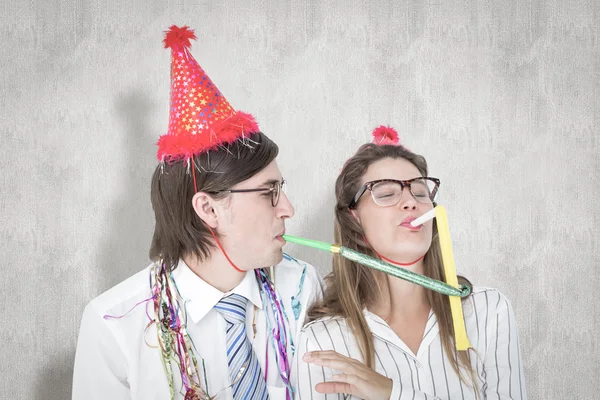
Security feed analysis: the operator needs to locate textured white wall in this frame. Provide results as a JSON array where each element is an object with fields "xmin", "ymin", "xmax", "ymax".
[{"xmin": 1, "ymin": 0, "xmax": 598, "ymax": 398}]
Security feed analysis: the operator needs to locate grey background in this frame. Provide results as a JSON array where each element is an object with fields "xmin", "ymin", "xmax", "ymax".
[{"xmin": 1, "ymin": 0, "xmax": 598, "ymax": 399}]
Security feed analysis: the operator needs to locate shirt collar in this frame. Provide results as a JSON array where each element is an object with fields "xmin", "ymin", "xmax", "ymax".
[
  {"xmin": 171, "ymin": 259, "xmax": 263, "ymax": 324},
  {"xmin": 364, "ymin": 308, "xmax": 439, "ymax": 359}
]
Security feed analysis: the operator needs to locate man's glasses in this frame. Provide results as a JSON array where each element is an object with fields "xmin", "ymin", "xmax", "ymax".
[{"xmin": 208, "ymin": 179, "xmax": 287, "ymax": 207}]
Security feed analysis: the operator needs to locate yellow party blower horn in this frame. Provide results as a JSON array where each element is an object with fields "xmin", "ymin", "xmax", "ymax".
[{"xmin": 410, "ymin": 205, "xmax": 471, "ymax": 350}]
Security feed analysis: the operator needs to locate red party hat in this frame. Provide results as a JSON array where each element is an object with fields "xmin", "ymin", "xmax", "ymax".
[{"xmin": 157, "ymin": 25, "xmax": 259, "ymax": 162}]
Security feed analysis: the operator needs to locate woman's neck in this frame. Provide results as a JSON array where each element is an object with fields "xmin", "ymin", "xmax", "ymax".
[{"xmin": 368, "ymin": 260, "xmax": 430, "ymax": 323}]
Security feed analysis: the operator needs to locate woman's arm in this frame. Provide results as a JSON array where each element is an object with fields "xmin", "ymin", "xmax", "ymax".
[{"xmin": 482, "ymin": 291, "xmax": 527, "ymax": 399}]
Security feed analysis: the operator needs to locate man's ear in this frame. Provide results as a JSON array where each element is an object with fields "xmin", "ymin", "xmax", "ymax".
[{"xmin": 192, "ymin": 192, "xmax": 218, "ymax": 228}]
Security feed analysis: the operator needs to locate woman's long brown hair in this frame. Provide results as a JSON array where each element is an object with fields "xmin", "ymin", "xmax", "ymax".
[{"xmin": 307, "ymin": 143, "xmax": 477, "ymax": 389}]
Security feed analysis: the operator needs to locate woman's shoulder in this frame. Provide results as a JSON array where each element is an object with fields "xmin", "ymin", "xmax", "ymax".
[
  {"xmin": 297, "ymin": 315, "xmax": 360, "ymax": 357},
  {"xmin": 466, "ymin": 286, "xmax": 516, "ymax": 318},
  {"xmin": 470, "ymin": 286, "xmax": 512, "ymax": 302},
  {"xmin": 301, "ymin": 315, "xmax": 349, "ymax": 335}
]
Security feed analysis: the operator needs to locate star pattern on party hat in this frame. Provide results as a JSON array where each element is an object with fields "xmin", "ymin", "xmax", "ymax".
[{"xmin": 157, "ymin": 25, "xmax": 259, "ymax": 162}]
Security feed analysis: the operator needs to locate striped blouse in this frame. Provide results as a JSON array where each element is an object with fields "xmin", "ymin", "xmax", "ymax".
[{"xmin": 291, "ymin": 287, "xmax": 526, "ymax": 400}]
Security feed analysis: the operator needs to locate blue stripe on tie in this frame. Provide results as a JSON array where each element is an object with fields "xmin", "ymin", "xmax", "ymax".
[
  {"xmin": 218, "ymin": 298, "xmax": 246, "ymax": 310},
  {"xmin": 227, "ymin": 329, "xmax": 246, "ymax": 356},
  {"xmin": 215, "ymin": 299, "xmax": 244, "ymax": 311},
  {"xmin": 234, "ymin": 351, "xmax": 254, "ymax": 398},
  {"xmin": 232, "ymin": 351, "xmax": 253, "ymax": 398},
  {"xmin": 214, "ymin": 305, "xmax": 246, "ymax": 319},
  {"xmin": 219, "ymin": 302, "xmax": 245, "ymax": 314},
  {"xmin": 219, "ymin": 294, "xmax": 244, "ymax": 303},
  {"xmin": 228, "ymin": 335, "xmax": 248, "ymax": 362},
  {"xmin": 214, "ymin": 302, "xmax": 246, "ymax": 316},
  {"xmin": 243, "ymin": 359, "xmax": 261, "ymax": 399}
]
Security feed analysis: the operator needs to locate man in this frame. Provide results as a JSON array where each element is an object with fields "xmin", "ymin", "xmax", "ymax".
[{"xmin": 72, "ymin": 25, "xmax": 323, "ymax": 400}]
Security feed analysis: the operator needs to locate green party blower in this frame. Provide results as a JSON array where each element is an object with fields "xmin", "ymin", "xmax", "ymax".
[{"xmin": 282, "ymin": 234, "xmax": 470, "ymax": 298}]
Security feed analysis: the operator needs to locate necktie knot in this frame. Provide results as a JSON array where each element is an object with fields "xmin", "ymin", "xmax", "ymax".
[{"xmin": 214, "ymin": 293, "xmax": 248, "ymax": 325}]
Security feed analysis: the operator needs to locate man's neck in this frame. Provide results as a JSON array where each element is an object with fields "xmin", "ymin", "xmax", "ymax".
[{"xmin": 182, "ymin": 250, "xmax": 247, "ymax": 293}]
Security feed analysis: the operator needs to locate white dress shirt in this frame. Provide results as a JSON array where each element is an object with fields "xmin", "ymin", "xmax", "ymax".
[
  {"xmin": 292, "ymin": 287, "xmax": 526, "ymax": 400},
  {"xmin": 73, "ymin": 254, "xmax": 324, "ymax": 400}
]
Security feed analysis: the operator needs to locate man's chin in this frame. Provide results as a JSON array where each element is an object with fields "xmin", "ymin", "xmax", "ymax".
[{"xmin": 268, "ymin": 249, "xmax": 284, "ymax": 267}]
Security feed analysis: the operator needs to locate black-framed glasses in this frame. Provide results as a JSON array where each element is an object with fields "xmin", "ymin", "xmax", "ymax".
[
  {"xmin": 348, "ymin": 177, "xmax": 440, "ymax": 209},
  {"xmin": 208, "ymin": 179, "xmax": 287, "ymax": 207}
]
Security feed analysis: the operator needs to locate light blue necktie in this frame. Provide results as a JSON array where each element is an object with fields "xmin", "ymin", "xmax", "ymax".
[{"xmin": 214, "ymin": 294, "xmax": 269, "ymax": 400}]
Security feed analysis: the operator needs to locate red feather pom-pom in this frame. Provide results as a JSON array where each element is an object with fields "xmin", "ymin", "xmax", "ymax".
[
  {"xmin": 163, "ymin": 25, "xmax": 197, "ymax": 50},
  {"xmin": 372, "ymin": 125, "xmax": 399, "ymax": 145}
]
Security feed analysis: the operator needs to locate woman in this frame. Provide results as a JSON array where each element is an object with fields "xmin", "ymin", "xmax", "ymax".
[{"xmin": 291, "ymin": 126, "xmax": 526, "ymax": 399}]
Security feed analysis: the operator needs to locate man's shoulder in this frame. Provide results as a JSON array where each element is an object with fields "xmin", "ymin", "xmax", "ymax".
[
  {"xmin": 275, "ymin": 253, "xmax": 319, "ymax": 276},
  {"xmin": 86, "ymin": 263, "xmax": 154, "ymax": 317},
  {"xmin": 271, "ymin": 253, "xmax": 324, "ymax": 323},
  {"xmin": 273, "ymin": 253, "xmax": 323, "ymax": 292}
]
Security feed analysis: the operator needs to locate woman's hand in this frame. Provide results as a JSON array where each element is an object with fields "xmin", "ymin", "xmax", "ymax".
[{"xmin": 303, "ymin": 350, "xmax": 393, "ymax": 400}]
